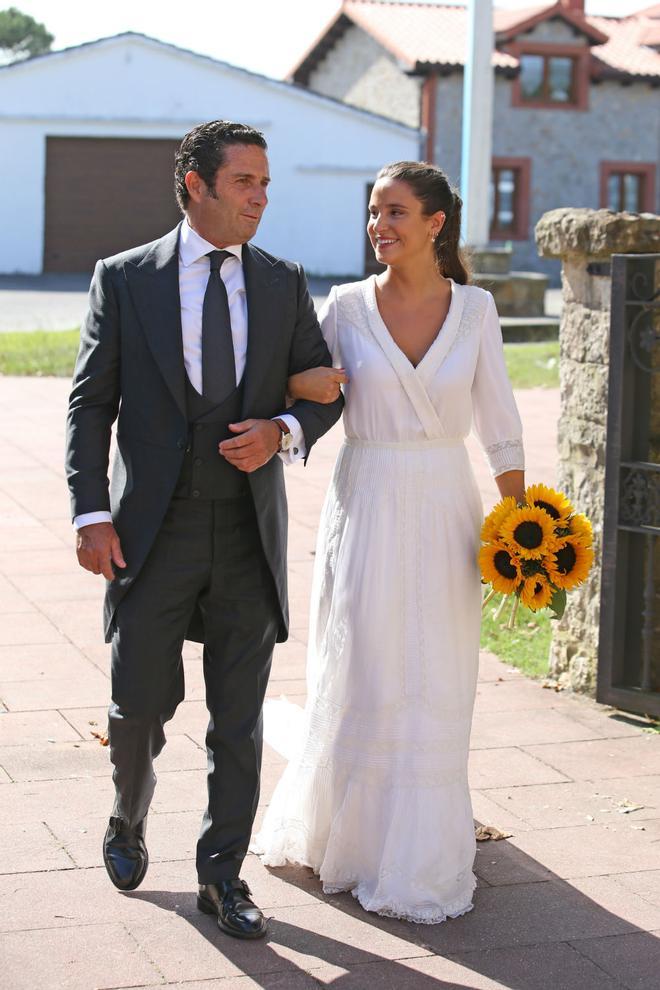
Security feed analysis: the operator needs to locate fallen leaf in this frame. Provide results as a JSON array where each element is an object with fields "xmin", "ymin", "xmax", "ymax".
[
  {"xmin": 475, "ymin": 825, "xmax": 512, "ymax": 842},
  {"xmin": 90, "ymin": 730, "xmax": 109, "ymax": 747},
  {"xmin": 617, "ymin": 799, "xmax": 644, "ymax": 814}
]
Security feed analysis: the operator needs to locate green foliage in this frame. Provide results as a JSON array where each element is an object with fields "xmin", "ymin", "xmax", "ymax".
[
  {"xmin": 503, "ymin": 341, "xmax": 559, "ymax": 389},
  {"xmin": 0, "ymin": 7, "xmax": 53, "ymax": 60},
  {"xmin": 0, "ymin": 329, "xmax": 79, "ymax": 376},
  {"xmin": 480, "ymin": 592, "xmax": 552, "ymax": 679}
]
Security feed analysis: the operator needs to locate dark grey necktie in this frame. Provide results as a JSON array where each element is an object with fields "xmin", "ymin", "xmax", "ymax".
[{"xmin": 201, "ymin": 249, "xmax": 236, "ymax": 403}]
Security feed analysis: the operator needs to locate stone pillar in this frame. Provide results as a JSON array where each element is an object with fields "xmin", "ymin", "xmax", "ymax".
[{"xmin": 535, "ymin": 208, "xmax": 660, "ymax": 693}]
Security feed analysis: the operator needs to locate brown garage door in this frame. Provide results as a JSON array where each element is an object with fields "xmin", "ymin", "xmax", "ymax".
[{"xmin": 44, "ymin": 136, "xmax": 183, "ymax": 273}]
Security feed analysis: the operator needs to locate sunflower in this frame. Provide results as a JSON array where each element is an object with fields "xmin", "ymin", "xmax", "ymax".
[
  {"xmin": 567, "ymin": 512, "xmax": 593, "ymax": 546},
  {"xmin": 519, "ymin": 574, "xmax": 554, "ymax": 611},
  {"xmin": 547, "ymin": 536, "xmax": 594, "ymax": 590},
  {"xmin": 481, "ymin": 496, "xmax": 518, "ymax": 544},
  {"xmin": 479, "ymin": 542, "xmax": 523, "ymax": 595},
  {"xmin": 500, "ymin": 505, "xmax": 557, "ymax": 560},
  {"xmin": 525, "ymin": 484, "xmax": 573, "ymax": 525}
]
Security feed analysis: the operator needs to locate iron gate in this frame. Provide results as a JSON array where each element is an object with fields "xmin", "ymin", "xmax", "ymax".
[{"xmin": 598, "ymin": 253, "xmax": 660, "ymax": 717}]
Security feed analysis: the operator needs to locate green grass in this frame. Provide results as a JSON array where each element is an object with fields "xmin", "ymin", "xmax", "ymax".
[
  {"xmin": 504, "ymin": 341, "xmax": 559, "ymax": 389},
  {"xmin": 1, "ymin": 329, "xmax": 561, "ymax": 384},
  {"xmin": 504, "ymin": 340, "xmax": 559, "ymax": 388},
  {"xmin": 0, "ymin": 329, "xmax": 80, "ymax": 376},
  {"xmin": 480, "ymin": 592, "xmax": 553, "ymax": 679}
]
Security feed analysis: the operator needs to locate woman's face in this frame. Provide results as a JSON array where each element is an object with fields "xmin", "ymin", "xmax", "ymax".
[{"xmin": 367, "ymin": 178, "xmax": 445, "ymax": 268}]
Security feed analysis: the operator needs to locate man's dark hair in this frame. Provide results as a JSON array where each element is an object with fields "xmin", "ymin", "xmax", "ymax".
[{"xmin": 174, "ymin": 120, "xmax": 268, "ymax": 212}]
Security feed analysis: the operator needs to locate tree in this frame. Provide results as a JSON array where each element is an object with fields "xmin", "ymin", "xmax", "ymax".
[{"xmin": 0, "ymin": 7, "xmax": 53, "ymax": 62}]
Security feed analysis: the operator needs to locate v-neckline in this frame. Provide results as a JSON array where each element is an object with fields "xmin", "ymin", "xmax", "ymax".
[{"xmin": 365, "ymin": 275, "xmax": 463, "ymax": 381}]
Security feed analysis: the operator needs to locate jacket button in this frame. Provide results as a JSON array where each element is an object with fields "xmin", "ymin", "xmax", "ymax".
[
  {"xmin": 192, "ymin": 489, "xmax": 200, "ymax": 498},
  {"xmin": 176, "ymin": 438, "xmax": 185, "ymax": 449},
  {"xmin": 194, "ymin": 457, "xmax": 203, "ymax": 467},
  {"xmin": 293, "ymin": 447, "xmax": 299, "ymax": 455}
]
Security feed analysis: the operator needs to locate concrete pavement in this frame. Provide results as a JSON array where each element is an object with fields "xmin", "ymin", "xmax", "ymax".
[{"xmin": 0, "ymin": 377, "xmax": 658, "ymax": 989}]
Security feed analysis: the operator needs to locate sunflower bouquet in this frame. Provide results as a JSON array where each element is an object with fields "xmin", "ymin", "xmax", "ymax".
[{"xmin": 479, "ymin": 484, "xmax": 593, "ymax": 627}]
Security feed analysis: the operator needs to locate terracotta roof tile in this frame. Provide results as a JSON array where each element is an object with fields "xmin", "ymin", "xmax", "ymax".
[
  {"xmin": 336, "ymin": 1, "xmax": 660, "ymax": 79},
  {"xmin": 588, "ymin": 13, "xmax": 660, "ymax": 78},
  {"xmin": 342, "ymin": 1, "xmax": 517, "ymax": 69}
]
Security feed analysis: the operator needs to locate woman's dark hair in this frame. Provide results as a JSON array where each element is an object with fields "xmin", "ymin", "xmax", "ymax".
[
  {"xmin": 376, "ymin": 161, "xmax": 470, "ymax": 284},
  {"xmin": 174, "ymin": 120, "xmax": 268, "ymax": 211}
]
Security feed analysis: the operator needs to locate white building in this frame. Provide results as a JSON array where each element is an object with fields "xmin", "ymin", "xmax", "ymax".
[{"xmin": 0, "ymin": 32, "xmax": 419, "ymax": 276}]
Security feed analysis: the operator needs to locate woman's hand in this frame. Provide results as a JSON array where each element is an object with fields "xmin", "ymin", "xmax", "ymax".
[{"xmin": 287, "ymin": 367, "xmax": 349, "ymax": 404}]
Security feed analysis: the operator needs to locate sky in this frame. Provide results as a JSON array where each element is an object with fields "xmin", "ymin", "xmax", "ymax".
[{"xmin": 10, "ymin": 0, "xmax": 650, "ymax": 78}]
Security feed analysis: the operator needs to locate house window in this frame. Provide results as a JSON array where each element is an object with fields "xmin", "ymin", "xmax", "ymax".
[
  {"xmin": 490, "ymin": 158, "xmax": 530, "ymax": 241},
  {"xmin": 511, "ymin": 45, "xmax": 588, "ymax": 110},
  {"xmin": 600, "ymin": 162, "xmax": 656, "ymax": 214},
  {"xmin": 520, "ymin": 53, "xmax": 576, "ymax": 105}
]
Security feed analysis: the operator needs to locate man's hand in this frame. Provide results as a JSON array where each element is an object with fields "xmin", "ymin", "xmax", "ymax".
[
  {"xmin": 219, "ymin": 419, "xmax": 281, "ymax": 473},
  {"xmin": 76, "ymin": 522, "xmax": 126, "ymax": 580}
]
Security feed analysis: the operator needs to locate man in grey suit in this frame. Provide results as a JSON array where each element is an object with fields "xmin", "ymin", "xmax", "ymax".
[{"xmin": 65, "ymin": 120, "xmax": 343, "ymax": 939}]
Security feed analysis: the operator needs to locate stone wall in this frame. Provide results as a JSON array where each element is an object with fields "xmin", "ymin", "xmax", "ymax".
[
  {"xmin": 307, "ymin": 24, "xmax": 421, "ymax": 129},
  {"xmin": 536, "ymin": 208, "xmax": 660, "ymax": 693}
]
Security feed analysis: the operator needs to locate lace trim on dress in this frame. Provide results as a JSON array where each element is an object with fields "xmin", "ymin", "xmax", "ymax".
[{"xmin": 485, "ymin": 438, "xmax": 524, "ymax": 456}]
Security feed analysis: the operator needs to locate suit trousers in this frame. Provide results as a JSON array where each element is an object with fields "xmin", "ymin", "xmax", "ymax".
[{"xmin": 107, "ymin": 494, "xmax": 280, "ymax": 883}]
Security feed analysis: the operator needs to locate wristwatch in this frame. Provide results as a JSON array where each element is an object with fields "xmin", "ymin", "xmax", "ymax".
[{"xmin": 273, "ymin": 418, "xmax": 295, "ymax": 453}]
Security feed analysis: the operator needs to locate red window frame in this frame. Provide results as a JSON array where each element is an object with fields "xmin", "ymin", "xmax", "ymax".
[
  {"xmin": 508, "ymin": 43, "xmax": 590, "ymax": 111},
  {"xmin": 490, "ymin": 157, "xmax": 531, "ymax": 241},
  {"xmin": 600, "ymin": 162, "xmax": 656, "ymax": 214}
]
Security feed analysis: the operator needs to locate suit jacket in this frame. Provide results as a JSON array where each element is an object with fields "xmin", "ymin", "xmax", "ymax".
[{"xmin": 65, "ymin": 223, "xmax": 343, "ymax": 643}]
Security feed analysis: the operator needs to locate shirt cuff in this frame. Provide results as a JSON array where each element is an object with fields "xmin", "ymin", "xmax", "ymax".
[
  {"xmin": 74, "ymin": 511, "xmax": 113, "ymax": 530},
  {"xmin": 485, "ymin": 439, "xmax": 525, "ymax": 478},
  {"xmin": 274, "ymin": 414, "xmax": 307, "ymax": 464}
]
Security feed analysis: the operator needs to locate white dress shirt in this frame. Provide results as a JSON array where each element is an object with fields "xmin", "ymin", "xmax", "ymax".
[{"xmin": 74, "ymin": 220, "xmax": 305, "ymax": 530}]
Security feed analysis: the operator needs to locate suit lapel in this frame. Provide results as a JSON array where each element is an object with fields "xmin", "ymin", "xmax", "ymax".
[
  {"xmin": 124, "ymin": 224, "xmax": 186, "ymax": 419},
  {"xmin": 241, "ymin": 243, "xmax": 285, "ymax": 416}
]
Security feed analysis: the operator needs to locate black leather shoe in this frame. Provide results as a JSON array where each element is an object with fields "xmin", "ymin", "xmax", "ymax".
[
  {"xmin": 198, "ymin": 879, "xmax": 267, "ymax": 939},
  {"xmin": 103, "ymin": 817, "xmax": 148, "ymax": 891}
]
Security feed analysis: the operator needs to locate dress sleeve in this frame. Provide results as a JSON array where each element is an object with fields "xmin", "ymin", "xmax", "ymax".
[
  {"xmin": 317, "ymin": 285, "xmax": 341, "ymax": 367},
  {"xmin": 471, "ymin": 291, "xmax": 525, "ymax": 478}
]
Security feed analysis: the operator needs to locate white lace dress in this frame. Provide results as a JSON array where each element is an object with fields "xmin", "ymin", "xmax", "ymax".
[{"xmin": 254, "ymin": 277, "xmax": 524, "ymax": 924}]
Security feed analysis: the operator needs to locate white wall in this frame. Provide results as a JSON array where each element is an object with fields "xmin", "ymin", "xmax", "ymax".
[{"xmin": 0, "ymin": 35, "xmax": 418, "ymax": 274}]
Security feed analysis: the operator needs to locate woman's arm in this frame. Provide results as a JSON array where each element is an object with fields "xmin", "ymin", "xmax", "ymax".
[
  {"xmin": 495, "ymin": 469, "xmax": 525, "ymax": 503},
  {"xmin": 288, "ymin": 366, "xmax": 349, "ymax": 404}
]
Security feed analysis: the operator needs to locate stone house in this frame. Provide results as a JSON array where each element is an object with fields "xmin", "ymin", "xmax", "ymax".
[{"xmin": 291, "ymin": 0, "xmax": 660, "ymax": 279}]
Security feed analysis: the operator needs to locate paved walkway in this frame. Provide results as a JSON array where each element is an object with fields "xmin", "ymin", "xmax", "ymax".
[{"xmin": 0, "ymin": 378, "xmax": 658, "ymax": 990}]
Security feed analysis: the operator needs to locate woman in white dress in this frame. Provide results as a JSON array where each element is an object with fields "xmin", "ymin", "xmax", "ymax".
[{"xmin": 254, "ymin": 162, "xmax": 525, "ymax": 924}]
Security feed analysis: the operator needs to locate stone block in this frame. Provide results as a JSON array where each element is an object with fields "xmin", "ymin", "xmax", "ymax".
[
  {"xmin": 562, "ymin": 259, "xmax": 613, "ymax": 312},
  {"xmin": 0, "ymin": 709, "xmax": 81, "ymax": 746},
  {"xmin": 473, "ymin": 272, "xmax": 547, "ymax": 317},
  {"xmin": 448, "ymin": 941, "xmax": 622, "ymax": 990},
  {"xmin": 522, "ymin": 735, "xmax": 660, "ymax": 781},
  {"xmin": 468, "ymin": 747, "xmax": 569, "ymax": 789},
  {"xmin": 0, "ymin": 923, "xmax": 161, "ymax": 990},
  {"xmin": 559, "ymin": 358, "xmax": 609, "ymax": 427},
  {"xmin": 509, "ymin": 822, "xmax": 660, "ymax": 879},
  {"xmin": 470, "ymin": 708, "xmax": 598, "ymax": 749},
  {"xmin": 569, "ymin": 931, "xmax": 660, "ymax": 990},
  {"xmin": 0, "ymin": 820, "xmax": 75, "ymax": 874},
  {"xmin": 559, "ymin": 303, "xmax": 610, "ymax": 364},
  {"xmin": 536, "ymin": 208, "xmax": 660, "ymax": 260}
]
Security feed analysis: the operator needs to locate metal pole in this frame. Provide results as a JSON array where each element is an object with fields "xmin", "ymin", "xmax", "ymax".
[{"xmin": 461, "ymin": 0, "xmax": 494, "ymax": 248}]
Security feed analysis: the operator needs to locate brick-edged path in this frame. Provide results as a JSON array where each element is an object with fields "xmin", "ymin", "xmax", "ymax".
[{"xmin": 0, "ymin": 378, "xmax": 658, "ymax": 990}]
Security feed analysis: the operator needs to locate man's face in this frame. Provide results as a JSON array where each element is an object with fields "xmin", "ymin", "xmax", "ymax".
[{"xmin": 187, "ymin": 143, "xmax": 270, "ymax": 246}]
